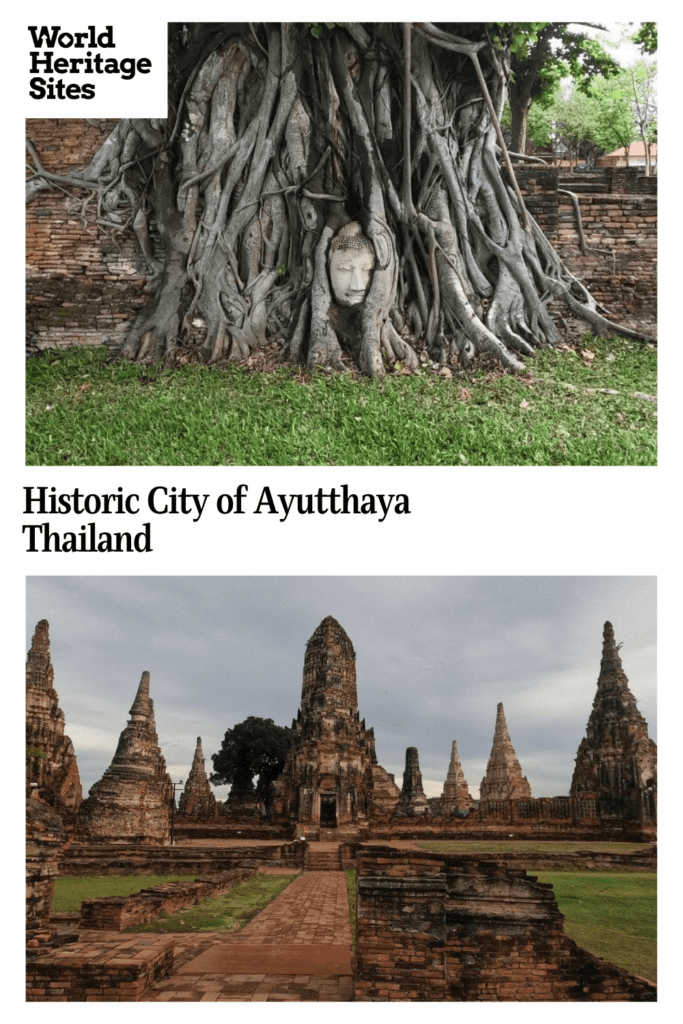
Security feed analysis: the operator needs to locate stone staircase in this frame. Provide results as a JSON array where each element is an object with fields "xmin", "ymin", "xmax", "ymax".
[{"xmin": 305, "ymin": 845, "xmax": 342, "ymax": 871}]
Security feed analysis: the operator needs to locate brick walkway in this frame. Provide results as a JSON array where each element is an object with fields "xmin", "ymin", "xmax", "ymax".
[{"xmin": 145, "ymin": 870, "xmax": 353, "ymax": 1001}]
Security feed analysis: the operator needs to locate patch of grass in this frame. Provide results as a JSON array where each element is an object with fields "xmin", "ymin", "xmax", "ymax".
[
  {"xmin": 25, "ymin": 335, "xmax": 656, "ymax": 465},
  {"xmin": 52, "ymin": 875, "xmax": 199, "ymax": 914},
  {"xmin": 415, "ymin": 840, "xmax": 649, "ymax": 856},
  {"xmin": 124, "ymin": 871, "xmax": 298, "ymax": 933},
  {"xmin": 345, "ymin": 869, "xmax": 356, "ymax": 950},
  {"xmin": 535, "ymin": 871, "xmax": 656, "ymax": 982}
]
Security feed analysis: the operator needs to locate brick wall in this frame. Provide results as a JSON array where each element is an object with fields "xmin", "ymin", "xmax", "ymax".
[
  {"xmin": 60, "ymin": 840, "xmax": 307, "ymax": 876},
  {"xmin": 27, "ymin": 935, "xmax": 173, "ymax": 1001},
  {"xmin": 343, "ymin": 842, "xmax": 655, "ymax": 873},
  {"xmin": 26, "ymin": 799, "xmax": 66, "ymax": 948},
  {"xmin": 26, "ymin": 119, "xmax": 151, "ymax": 350},
  {"xmin": 78, "ymin": 869, "xmax": 253, "ymax": 930},
  {"xmin": 606, "ymin": 167, "xmax": 658, "ymax": 195},
  {"xmin": 353, "ymin": 847, "xmax": 657, "ymax": 1001},
  {"xmin": 516, "ymin": 166, "xmax": 657, "ymax": 320}
]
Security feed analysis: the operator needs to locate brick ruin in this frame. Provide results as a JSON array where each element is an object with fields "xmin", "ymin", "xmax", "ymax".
[
  {"xmin": 26, "ymin": 798, "xmax": 67, "ymax": 948},
  {"xmin": 26, "ymin": 614, "xmax": 657, "ymax": 1002},
  {"xmin": 516, "ymin": 166, "xmax": 657, "ymax": 328},
  {"xmin": 570, "ymin": 621, "xmax": 657, "ymax": 823},
  {"xmin": 26, "ymin": 614, "xmax": 656, "ymax": 844},
  {"xmin": 393, "ymin": 747, "xmax": 430, "ymax": 817},
  {"xmin": 178, "ymin": 737, "xmax": 217, "ymax": 819},
  {"xmin": 79, "ymin": 671, "xmax": 173, "ymax": 844},
  {"xmin": 439, "ymin": 740, "xmax": 474, "ymax": 816},
  {"xmin": 353, "ymin": 846, "xmax": 656, "ymax": 1001},
  {"xmin": 26, "ymin": 121, "xmax": 656, "ymax": 354},
  {"xmin": 26, "ymin": 619, "xmax": 82, "ymax": 827},
  {"xmin": 479, "ymin": 703, "xmax": 532, "ymax": 801},
  {"xmin": 271, "ymin": 616, "xmax": 400, "ymax": 834}
]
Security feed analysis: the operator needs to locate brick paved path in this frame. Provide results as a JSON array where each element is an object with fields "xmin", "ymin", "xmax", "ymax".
[{"xmin": 146, "ymin": 870, "xmax": 353, "ymax": 1001}]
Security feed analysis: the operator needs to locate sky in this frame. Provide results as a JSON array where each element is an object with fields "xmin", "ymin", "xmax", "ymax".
[{"xmin": 25, "ymin": 576, "xmax": 656, "ymax": 804}]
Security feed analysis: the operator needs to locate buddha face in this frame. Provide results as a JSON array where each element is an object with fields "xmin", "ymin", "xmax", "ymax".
[{"xmin": 328, "ymin": 247, "xmax": 375, "ymax": 307}]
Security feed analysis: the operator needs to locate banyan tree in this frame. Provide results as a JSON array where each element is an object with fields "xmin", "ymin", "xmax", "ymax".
[{"xmin": 26, "ymin": 23, "xmax": 648, "ymax": 376}]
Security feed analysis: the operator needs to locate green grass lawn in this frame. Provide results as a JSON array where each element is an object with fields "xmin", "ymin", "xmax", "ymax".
[
  {"xmin": 52, "ymin": 874, "xmax": 199, "ymax": 913},
  {"xmin": 124, "ymin": 871, "xmax": 298, "ymax": 933},
  {"xmin": 25, "ymin": 334, "xmax": 656, "ymax": 465},
  {"xmin": 535, "ymin": 871, "xmax": 656, "ymax": 982},
  {"xmin": 415, "ymin": 840, "xmax": 650, "ymax": 855}
]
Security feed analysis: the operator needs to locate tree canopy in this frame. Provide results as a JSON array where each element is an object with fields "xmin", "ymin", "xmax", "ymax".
[
  {"xmin": 210, "ymin": 716, "xmax": 292, "ymax": 802},
  {"xmin": 506, "ymin": 23, "xmax": 620, "ymax": 155}
]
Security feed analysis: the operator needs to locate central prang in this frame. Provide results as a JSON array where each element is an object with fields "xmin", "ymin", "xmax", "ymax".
[{"xmin": 328, "ymin": 221, "xmax": 376, "ymax": 307}]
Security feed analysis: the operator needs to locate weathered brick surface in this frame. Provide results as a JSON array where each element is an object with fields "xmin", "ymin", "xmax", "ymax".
[
  {"xmin": 60, "ymin": 841, "xmax": 307, "ymax": 876},
  {"xmin": 26, "ymin": 119, "xmax": 152, "ymax": 351},
  {"xmin": 393, "ymin": 746, "xmax": 429, "ymax": 817},
  {"xmin": 26, "ymin": 799, "xmax": 67, "ymax": 947},
  {"xmin": 272, "ymin": 617, "xmax": 400, "ymax": 830},
  {"xmin": 571, "ymin": 621, "xmax": 657, "ymax": 821},
  {"xmin": 178, "ymin": 737, "xmax": 217, "ymax": 818},
  {"xmin": 516, "ymin": 167, "xmax": 657, "ymax": 320},
  {"xmin": 26, "ymin": 935, "xmax": 174, "ymax": 1001},
  {"xmin": 479, "ymin": 703, "xmax": 531, "ymax": 801},
  {"xmin": 353, "ymin": 847, "xmax": 656, "ymax": 1001},
  {"xmin": 79, "ymin": 869, "xmax": 253, "ymax": 930},
  {"xmin": 26, "ymin": 620, "xmax": 82, "ymax": 825},
  {"xmin": 439, "ymin": 739, "xmax": 474, "ymax": 816},
  {"xmin": 80, "ymin": 672, "xmax": 173, "ymax": 844}
]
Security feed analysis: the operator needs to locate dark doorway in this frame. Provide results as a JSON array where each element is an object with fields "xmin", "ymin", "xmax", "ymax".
[{"xmin": 320, "ymin": 794, "xmax": 337, "ymax": 827}]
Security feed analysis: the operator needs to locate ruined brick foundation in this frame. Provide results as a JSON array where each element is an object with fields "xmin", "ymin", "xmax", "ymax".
[{"xmin": 353, "ymin": 847, "xmax": 656, "ymax": 1001}]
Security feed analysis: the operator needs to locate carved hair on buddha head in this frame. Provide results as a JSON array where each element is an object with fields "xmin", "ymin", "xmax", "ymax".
[{"xmin": 328, "ymin": 221, "xmax": 376, "ymax": 307}]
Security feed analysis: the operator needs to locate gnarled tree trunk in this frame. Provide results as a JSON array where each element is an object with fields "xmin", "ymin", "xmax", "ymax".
[{"xmin": 26, "ymin": 23, "xmax": 649, "ymax": 376}]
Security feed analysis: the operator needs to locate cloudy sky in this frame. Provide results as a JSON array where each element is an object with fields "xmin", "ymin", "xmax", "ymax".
[{"xmin": 25, "ymin": 577, "xmax": 656, "ymax": 804}]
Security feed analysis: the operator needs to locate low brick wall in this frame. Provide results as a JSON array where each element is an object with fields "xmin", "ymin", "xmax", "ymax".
[
  {"xmin": 519, "ymin": 169, "xmax": 656, "ymax": 322},
  {"xmin": 79, "ymin": 869, "xmax": 253, "ymax": 931},
  {"xmin": 606, "ymin": 167, "xmax": 658, "ymax": 195},
  {"xmin": 26, "ymin": 934, "xmax": 174, "ymax": 1001},
  {"xmin": 367, "ymin": 818, "xmax": 655, "ymax": 843},
  {"xmin": 344, "ymin": 843, "xmax": 655, "ymax": 873},
  {"xmin": 353, "ymin": 847, "xmax": 656, "ymax": 1001},
  {"xmin": 173, "ymin": 819, "xmax": 295, "ymax": 841},
  {"xmin": 60, "ymin": 840, "xmax": 306, "ymax": 876}
]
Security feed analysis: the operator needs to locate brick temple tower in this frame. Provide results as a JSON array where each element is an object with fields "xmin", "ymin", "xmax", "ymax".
[
  {"xmin": 272, "ymin": 616, "xmax": 399, "ymax": 833},
  {"xmin": 26, "ymin": 619, "xmax": 82, "ymax": 826},
  {"xmin": 393, "ymin": 746, "xmax": 430, "ymax": 817},
  {"xmin": 80, "ymin": 671, "xmax": 173, "ymax": 843},
  {"xmin": 179, "ymin": 737, "xmax": 216, "ymax": 818},
  {"xmin": 570, "ymin": 621, "xmax": 656, "ymax": 822},
  {"xmin": 479, "ymin": 703, "xmax": 532, "ymax": 802},
  {"xmin": 439, "ymin": 739, "xmax": 474, "ymax": 816}
]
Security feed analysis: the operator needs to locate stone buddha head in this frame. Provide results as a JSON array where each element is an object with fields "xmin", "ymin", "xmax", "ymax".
[{"xmin": 328, "ymin": 221, "xmax": 376, "ymax": 307}]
